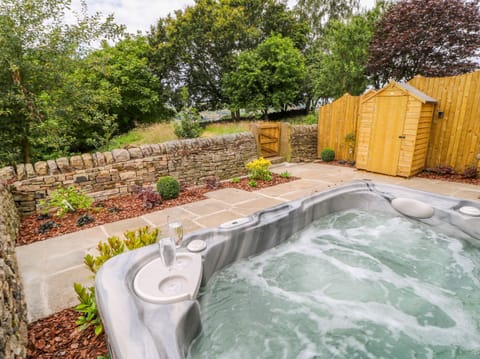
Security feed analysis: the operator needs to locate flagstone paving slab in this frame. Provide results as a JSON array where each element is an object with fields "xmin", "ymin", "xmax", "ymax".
[
  {"xmin": 205, "ymin": 188, "xmax": 262, "ymax": 204},
  {"xmin": 102, "ymin": 216, "xmax": 152, "ymax": 238},
  {"xmin": 181, "ymin": 198, "xmax": 228, "ymax": 216},
  {"xmin": 194, "ymin": 210, "xmax": 246, "ymax": 228}
]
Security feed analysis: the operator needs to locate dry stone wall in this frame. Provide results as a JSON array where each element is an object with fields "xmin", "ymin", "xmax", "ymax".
[
  {"xmin": 289, "ymin": 125, "xmax": 318, "ymax": 162},
  {"xmin": 2, "ymin": 133, "xmax": 258, "ymax": 216},
  {"xmin": 0, "ymin": 184, "xmax": 27, "ymax": 358}
]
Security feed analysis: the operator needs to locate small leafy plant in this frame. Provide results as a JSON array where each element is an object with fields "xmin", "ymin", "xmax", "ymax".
[
  {"xmin": 248, "ymin": 179, "xmax": 257, "ymax": 187},
  {"xmin": 320, "ymin": 148, "xmax": 335, "ymax": 162},
  {"xmin": 279, "ymin": 171, "xmax": 291, "ymax": 178},
  {"xmin": 74, "ymin": 284, "xmax": 103, "ymax": 336},
  {"xmin": 75, "ymin": 226, "xmax": 159, "ymax": 335},
  {"xmin": 108, "ymin": 206, "xmax": 122, "ymax": 213},
  {"xmin": 124, "ymin": 226, "xmax": 159, "ymax": 250},
  {"xmin": 463, "ymin": 165, "xmax": 478, "ymax": 179},
  {"xmin": 133, "ymin": 186, "xmax": 162, "ymax": 209},
  {"xmin": 246, "ymin": 157, "xmax": 272, "ymax": 181},
  {"xmin": 231, "ymin": 177, "xmax": 240, "ymax": 183},
  {"xmin": 37, "ymin": 220, "xmax": 59, "ymax": 234},
  {"xmin": 83, "ymin": 236, "xmax": 126, "ymax": 274},
  {"xmin": 426, "ymin": 165, "xmax": 455, "ymax": 175},
  {"xmin": 77, "ymin": 214, "xmax": 94, "ymax": 227},
  {"xmin": 205, "ymin": 176, "xmax": 220, "ymax": 190},
  {"xmin": 156, "ymin": 176, "xmax": 180, "ymax": 200},
  {"xmin": 40, "ymin": 186, "xmax": 93, "ymax": 217}
]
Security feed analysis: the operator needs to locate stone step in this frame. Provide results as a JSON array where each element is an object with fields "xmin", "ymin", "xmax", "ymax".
[{"xmin": 266, "ymin": 156, "xmax": 285, "ymax": 165}]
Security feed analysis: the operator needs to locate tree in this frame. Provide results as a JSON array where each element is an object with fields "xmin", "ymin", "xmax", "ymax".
[
  {"xmin": 148, "ymin": 0, "xmax": 308, "ymax": 115},
  {"xmin": 294, "ymin": 0, "xmax": 360, "ymax": 40},
  {"xmin": 223, "ymin": 35, "xmax": 306, "ymax": 117},
  {"xmin": 0, "ymin": 0, "xmax": 122, "ymax": 165},
  {"xmin": 367, "ymin": 0, "xmax": 480, "ymax": 87},
  {"xmin": 77, "ymin": 36, "xmax": 171, "ymax": 136},
  {"xmin": 312, "ymin": 9, "xmax": 379, "ymax": 99},
  {"xmin": 293, "ymin": 0, "xmax": 361, "ymax": 110}
]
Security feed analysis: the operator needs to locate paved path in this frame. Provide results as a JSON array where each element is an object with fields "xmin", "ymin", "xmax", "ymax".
[{"xmin": 15, "ymin": 163, "xmax": 480, "ymax": 322}]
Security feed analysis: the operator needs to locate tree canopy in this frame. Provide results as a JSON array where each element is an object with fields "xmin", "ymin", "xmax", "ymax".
[
  {"xmin": 367, "ymin": 0, "xmax": 480, "ymax": 87},
  {"xmin": 0, "ymin": 0, "xmax": 123, "ymax": 164},
  {"xmin": 148, "ymin": 0, "xmax": 308, "ymax": 112},
  {"xmin": 312, "ymin": 7, "xmax": 380, "ymax": 99},
  {"xmin": 224, "ymin": 35, "xmax": 306, "ymax": 116}
]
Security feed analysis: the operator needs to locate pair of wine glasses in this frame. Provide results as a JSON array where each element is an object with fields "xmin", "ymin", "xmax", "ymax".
[{"xmin": 158, "ymin": 218, "xmax": 184, "ymax": 270}]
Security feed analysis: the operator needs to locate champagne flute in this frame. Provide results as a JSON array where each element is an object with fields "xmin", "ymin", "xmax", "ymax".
[
  {"xmin": 158, "ymin": 236, "xmax": 176, "ymax": 271},
  {"xmin": 168, "ymin": 220, "xmax": 184, "ymax": 248}
]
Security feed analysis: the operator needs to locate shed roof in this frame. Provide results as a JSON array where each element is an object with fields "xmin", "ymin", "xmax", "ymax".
[
  {"xmin": 396, "ymin": 82, "xmax": 437, "ymax": 103},
  {"xmin": 362, "ymin": 81, "xmax": 437, "ymax": 104}
]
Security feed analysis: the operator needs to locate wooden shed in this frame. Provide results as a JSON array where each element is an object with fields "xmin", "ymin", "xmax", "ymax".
[{"xmin": 356, "ymin": 81, "xmax": 437, "ymax": 177}]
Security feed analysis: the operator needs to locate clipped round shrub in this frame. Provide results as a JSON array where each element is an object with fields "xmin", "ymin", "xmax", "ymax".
[
  {"xmin": 320, "ymin": 147, "xmax": 335, "ymax": 162},
  {"xmin": 156, "ymin": 176, "xmax": 180, "ymax": 200}
]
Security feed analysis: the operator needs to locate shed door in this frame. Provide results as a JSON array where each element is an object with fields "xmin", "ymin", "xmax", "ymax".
[{"xmin": 367, "ymin": 95, "xmax": 408, "ymax": 175}]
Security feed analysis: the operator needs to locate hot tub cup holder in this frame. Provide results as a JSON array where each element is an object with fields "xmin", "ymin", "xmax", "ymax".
[
  {"xmin": 458, "ymin": 206, "xmax": 480, "ymax": 217},
  {"xmin": 133, "ymin": 252, "xmax": 202, "ymax": 304}
]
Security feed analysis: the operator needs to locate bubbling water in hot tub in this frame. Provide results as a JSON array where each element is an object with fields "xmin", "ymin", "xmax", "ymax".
[{"xmin": 188, "ymin": 209, "xmax": 480, "ymax": 359}]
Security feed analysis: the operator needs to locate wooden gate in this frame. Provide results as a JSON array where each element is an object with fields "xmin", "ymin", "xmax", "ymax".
[{"xmin": 258, "ymin": 123, "xmax": 281, "ymax": 157}]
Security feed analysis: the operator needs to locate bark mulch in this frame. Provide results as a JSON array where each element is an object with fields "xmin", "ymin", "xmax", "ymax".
[
  {"xmin": 18, "ymin": 174, "xmax": 296, "ymax": 246},
  {"xmin": 25, "ymin": 173, "xmax": 297, "ymax": 358}
]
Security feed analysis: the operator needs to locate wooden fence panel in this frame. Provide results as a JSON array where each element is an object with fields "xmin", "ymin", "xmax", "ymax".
[
  {"xmin": 408, "ymin": 71, "xmax": 480, "ymax": 171},
  {"xmin": 317, "ymin": 93, "xmax": 360, "ymax": 161}
]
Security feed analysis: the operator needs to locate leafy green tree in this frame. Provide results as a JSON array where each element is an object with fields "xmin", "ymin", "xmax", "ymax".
[
  {"xmin": 148, "ymin": 0, "xmax": 308, "ymax": 116},
  {"xmin": 293, "ymin": 0, "xmax": 362, "ymax": 110},
  {"xmin": 0, "ymin": 0, "xmax": 122, "ymax": 165},
  {"xmin": 224, "ymin": 35, "xmax": 306, "ymax": 117},
  {"xmin": 313, "ymin": 9, "xmax": 379, "ymax": 99},
  {"xmin": 76, "ymin": 36, "xmax": 170, "ymax": 139},
  {"xmin": 367, "ymin": 0, "xmax": 480, "ymax": 87}
]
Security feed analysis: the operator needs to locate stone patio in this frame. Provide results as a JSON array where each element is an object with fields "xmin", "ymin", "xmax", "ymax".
[{"xmin": 15, "ymin": 162, "xmax": 480, "ymax": 322}]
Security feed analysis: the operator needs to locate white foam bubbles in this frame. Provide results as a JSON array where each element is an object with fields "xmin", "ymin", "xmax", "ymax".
[{"xmin": 188, "ymin": 209, "xmax": 480, "ymax": 358}]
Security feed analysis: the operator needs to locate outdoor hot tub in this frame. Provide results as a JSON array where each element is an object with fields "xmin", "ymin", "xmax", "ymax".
[{"xmin": 95, "ymin": 181, "xmax": 480, "ymax": 358}]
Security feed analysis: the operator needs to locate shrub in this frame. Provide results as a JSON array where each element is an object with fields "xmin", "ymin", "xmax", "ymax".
[
  {"xmin": 231, "ymin": 177, "xmax": 240, "ymax": 183},
  {"xmin": 156, "ymin": 176, "xmax": 180, "ymax": 200},
  {"xmin": 174, "ymin": 108, "xmax": 203, "ymax": 139},
  {"xmin": 304, "ymin": 113, "xmax": 317, "ymax": 125},
  {"xmin": 279, "ymin": 171, "xmax": 291, "ymax": 178},
  {"xmin": 246, "ymin": 157, "xmax": 272, "ymax": 180},
  {"xmin": 248, "ymin": 179, "xmax": 257, "ymax": 187},
  {"xmin": 76, "ymin": 226, "xmax": 159, "ymax": 335},
  {"xmin": 40, "ymin": 186, "xmax": 93, "ymax": 217},
  {"xmin": 463, "ymin": 165, "xmax": 478, "ymax": 179},
  {"xmin": 320, "ymin": 148, "xmax": 335, "ymax": 162}
]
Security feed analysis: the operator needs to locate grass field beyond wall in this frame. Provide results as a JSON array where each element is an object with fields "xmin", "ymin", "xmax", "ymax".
[{"xmin": 103, "ymin": 115, "xmax": 316, "ymax": 151}]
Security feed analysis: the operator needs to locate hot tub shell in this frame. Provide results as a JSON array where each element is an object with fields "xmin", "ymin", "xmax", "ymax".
[{"xmin": 95, "ymin": 181, "xmax": 480, "ymax": 358}]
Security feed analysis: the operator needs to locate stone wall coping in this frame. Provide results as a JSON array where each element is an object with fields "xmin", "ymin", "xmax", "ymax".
[{"xmin": 0, "ymin": 132, "xmax": 254, "ymax": 182}]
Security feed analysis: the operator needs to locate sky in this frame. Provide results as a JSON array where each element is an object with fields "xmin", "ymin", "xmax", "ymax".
[{"xmin": 71, "ymin": 0, "xmax": 376, "ymax": 35}]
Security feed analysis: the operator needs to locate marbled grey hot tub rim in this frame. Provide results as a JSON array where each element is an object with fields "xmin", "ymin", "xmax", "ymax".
[{"xmin": 95, "ymin": 180, "xmax": 480, "ymax": 359}]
